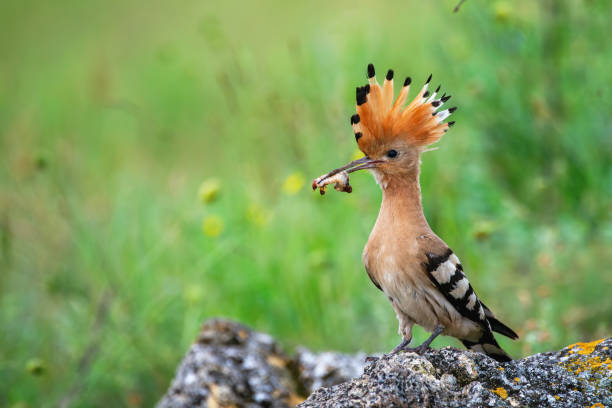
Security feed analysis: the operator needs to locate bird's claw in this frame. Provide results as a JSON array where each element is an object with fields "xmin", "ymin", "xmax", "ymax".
[
  {"xmin": 390, "ymin": 339, "xmax": 411, "ymax": 355},
  {"xmin": 402, "ymin": 344, "xmax": 431, "ymax": 355},
  {"xmin": 366, "ymin": 343, "xmax": 430, "ymax": 363}
]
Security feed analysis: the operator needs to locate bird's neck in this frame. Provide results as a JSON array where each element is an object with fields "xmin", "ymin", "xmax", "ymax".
[{"xmin": 376, "ymin": 168, "xmax": 430, "ymax": 232}]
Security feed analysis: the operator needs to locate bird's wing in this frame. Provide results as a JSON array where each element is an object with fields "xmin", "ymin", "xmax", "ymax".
[
  {"xmin": 421, "ymin": 248, "xmax": 488, "ymax": 328},
  {"xmin": 421, "ymin": 248, "xmax": 515, "ymax": 362}
]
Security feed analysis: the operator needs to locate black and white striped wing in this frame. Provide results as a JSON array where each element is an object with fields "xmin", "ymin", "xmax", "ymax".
[
  {"xmin": 423, "ymin": 249, "xmax": 487, "ymax": 327},
  {"xmin": 422, "ymin": 248, "xmax": 516, "ymax": 362}
]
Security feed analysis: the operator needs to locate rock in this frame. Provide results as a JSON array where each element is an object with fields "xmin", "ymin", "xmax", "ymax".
[
  {"xmin": 158, "ymin": 319, "xmax": 611, "ymax": 408},
  {"xmin": 294, "ymin": 347, "xmax": 367, "ymax": 395},
  {"xmin": 157, "ymin": 319, "xmax": 366, "ymax": 408},
  {"xmin": 300, "ymin": 339, "xmax": 612, "ymax": 408}
]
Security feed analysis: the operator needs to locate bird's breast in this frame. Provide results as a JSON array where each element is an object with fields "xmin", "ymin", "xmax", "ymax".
[
  {"xmin": 363, "ymin": 233, "xmax": 421, "ymax": 296},
  {"xmin": 362, "ymin": 230, "xmax": 480, "ymax": 337}
]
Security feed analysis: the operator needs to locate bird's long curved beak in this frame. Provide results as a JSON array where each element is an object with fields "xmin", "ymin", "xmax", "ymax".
[
  {"xmin": 320, "ymin": 156, "xmax": 382, "ymax": 178},
  {"xmin": 312, "ymin": 156, "xmax": 382, "ymax": 191}
]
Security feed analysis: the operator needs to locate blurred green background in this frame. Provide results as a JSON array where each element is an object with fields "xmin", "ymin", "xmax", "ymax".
[{"xmin": 1, "ymin": 0, "xmax": 611, "ymax": 406}]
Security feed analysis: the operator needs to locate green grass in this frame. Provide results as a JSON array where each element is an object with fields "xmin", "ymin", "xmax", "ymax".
[{"xmin": 1, "ymin": 0, "xmax": 611, "ymax": 406}]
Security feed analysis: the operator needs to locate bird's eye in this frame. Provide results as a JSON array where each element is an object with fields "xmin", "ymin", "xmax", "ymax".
[{"xmin": 386, "ymin": 149, "xmax": 398, "ymax": 158}]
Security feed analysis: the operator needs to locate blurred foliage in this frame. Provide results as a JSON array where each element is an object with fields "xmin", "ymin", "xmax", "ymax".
[{"xmin": 1, "ymin": 0, "xmax": 611, "ymax": 406}]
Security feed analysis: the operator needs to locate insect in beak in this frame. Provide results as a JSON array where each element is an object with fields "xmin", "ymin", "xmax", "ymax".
[{"xmin": 312, "ymin": 156, "xmax": 382, "ymax": 195}]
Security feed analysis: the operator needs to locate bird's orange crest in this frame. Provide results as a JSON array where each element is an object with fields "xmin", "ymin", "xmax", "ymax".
[{"xmin": 350, "ymin": 64, "xmax": 456, "ymax": 156}]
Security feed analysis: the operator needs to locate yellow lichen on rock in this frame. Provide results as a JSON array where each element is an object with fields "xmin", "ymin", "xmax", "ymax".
[
  {"xmin": 567, "ymin": 339, "xmax": 605, "ymax": 355},
  {"xmin": 561, "ymin": 353, "xmax": 612, "ymax": 382},
  {"xmin": 492, "ymin": 387, "xmax": 508, "ymax": 399}
]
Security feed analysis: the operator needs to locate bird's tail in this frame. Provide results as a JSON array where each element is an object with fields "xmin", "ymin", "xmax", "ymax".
[
  {"xmin": 480, "ymin": 302, "xmax": 519, "ymax": 340},
  {"xmin": 461, "ymin": 331, "xmax": 512, "ymax": 363}
]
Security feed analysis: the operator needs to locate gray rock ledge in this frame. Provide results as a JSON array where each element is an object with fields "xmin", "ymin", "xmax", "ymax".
[
  {"xmin": 158, "ymin": 319, "xmax": 611, "ymax": 408},
  {"xmin": 157, "ymin": 319, "xmax": 366, "ymax": 407}
]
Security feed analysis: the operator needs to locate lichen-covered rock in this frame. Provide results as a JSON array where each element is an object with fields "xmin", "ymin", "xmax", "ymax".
[
  {"xmin": 294, "ymin": 347, "xmax": 367, "ymax": 394},
  {"xmin": 158, "ymin": 319, "xmax": 610, "ymax": 408},
  {"xmin": 157, "ymin": 319, "xmax": 366, "ymax": 408},
  {"xmin": 157, "ymin": 319, "xmax": 301, "ymax": 408},
  {"xmin": 300, "ymin": 339, "xmax": 612, "ymax": 408}
]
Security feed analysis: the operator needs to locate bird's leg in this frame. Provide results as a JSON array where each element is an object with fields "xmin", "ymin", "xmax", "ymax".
[
  {"xmin": 404, "ymin": 325, "xmax": 444, "ymax": 354},
  {"xmin": 390, "ymin": 338, "xmax": 411, "ymax": 354},
  {"xmin": 366, "ymin": 306, "xmax": 416, "ymax": 362}
]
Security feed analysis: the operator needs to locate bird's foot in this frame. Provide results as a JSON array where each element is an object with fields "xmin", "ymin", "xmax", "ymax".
[
  {"xmin": 390, "ymin": 338, "xmax": 411, "ymax": 355},
  {"xmin": 401, "ymin": 344, "xmax": 431, "ymax": 355},
  {"xmin": 400, "ymin": 326, "xmax": 444, "ymax": 355},
  {"xmin": 388, "ymin": 326, "xmax": 444, "ymax": 356},
  {"xmin": 367, "ymin": 332, "xmax": 439, "ymax": 362}
]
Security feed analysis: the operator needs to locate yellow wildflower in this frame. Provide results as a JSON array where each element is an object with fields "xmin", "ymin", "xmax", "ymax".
[
  {"xmin": 202, "ymin": 215, "xmax": 224, "ymax": 237},
  {"xmin": 472, "ymin": 219, "xmax": 496, "ymax": 241},
  {"xmin": 494, "ymin": 2, "xmax": 511, "ymax": 23},
  {"xmin": 282, "ymin": 172, "xmax": 304, "ymax": 195},
  {"xmin": 198, "ymin": 179, "xmax": 221, "ymax": 204}
]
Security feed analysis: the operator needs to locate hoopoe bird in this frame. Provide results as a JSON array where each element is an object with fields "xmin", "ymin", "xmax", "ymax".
[{"xmin": 314, "ymin": 64, "xmax": 518, "ymax": 362}]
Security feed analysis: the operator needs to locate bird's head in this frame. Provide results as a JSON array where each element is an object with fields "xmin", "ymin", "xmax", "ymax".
[{"xmin": 319, "ymin": 64, "xmax": 456, "ymax": 189}]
